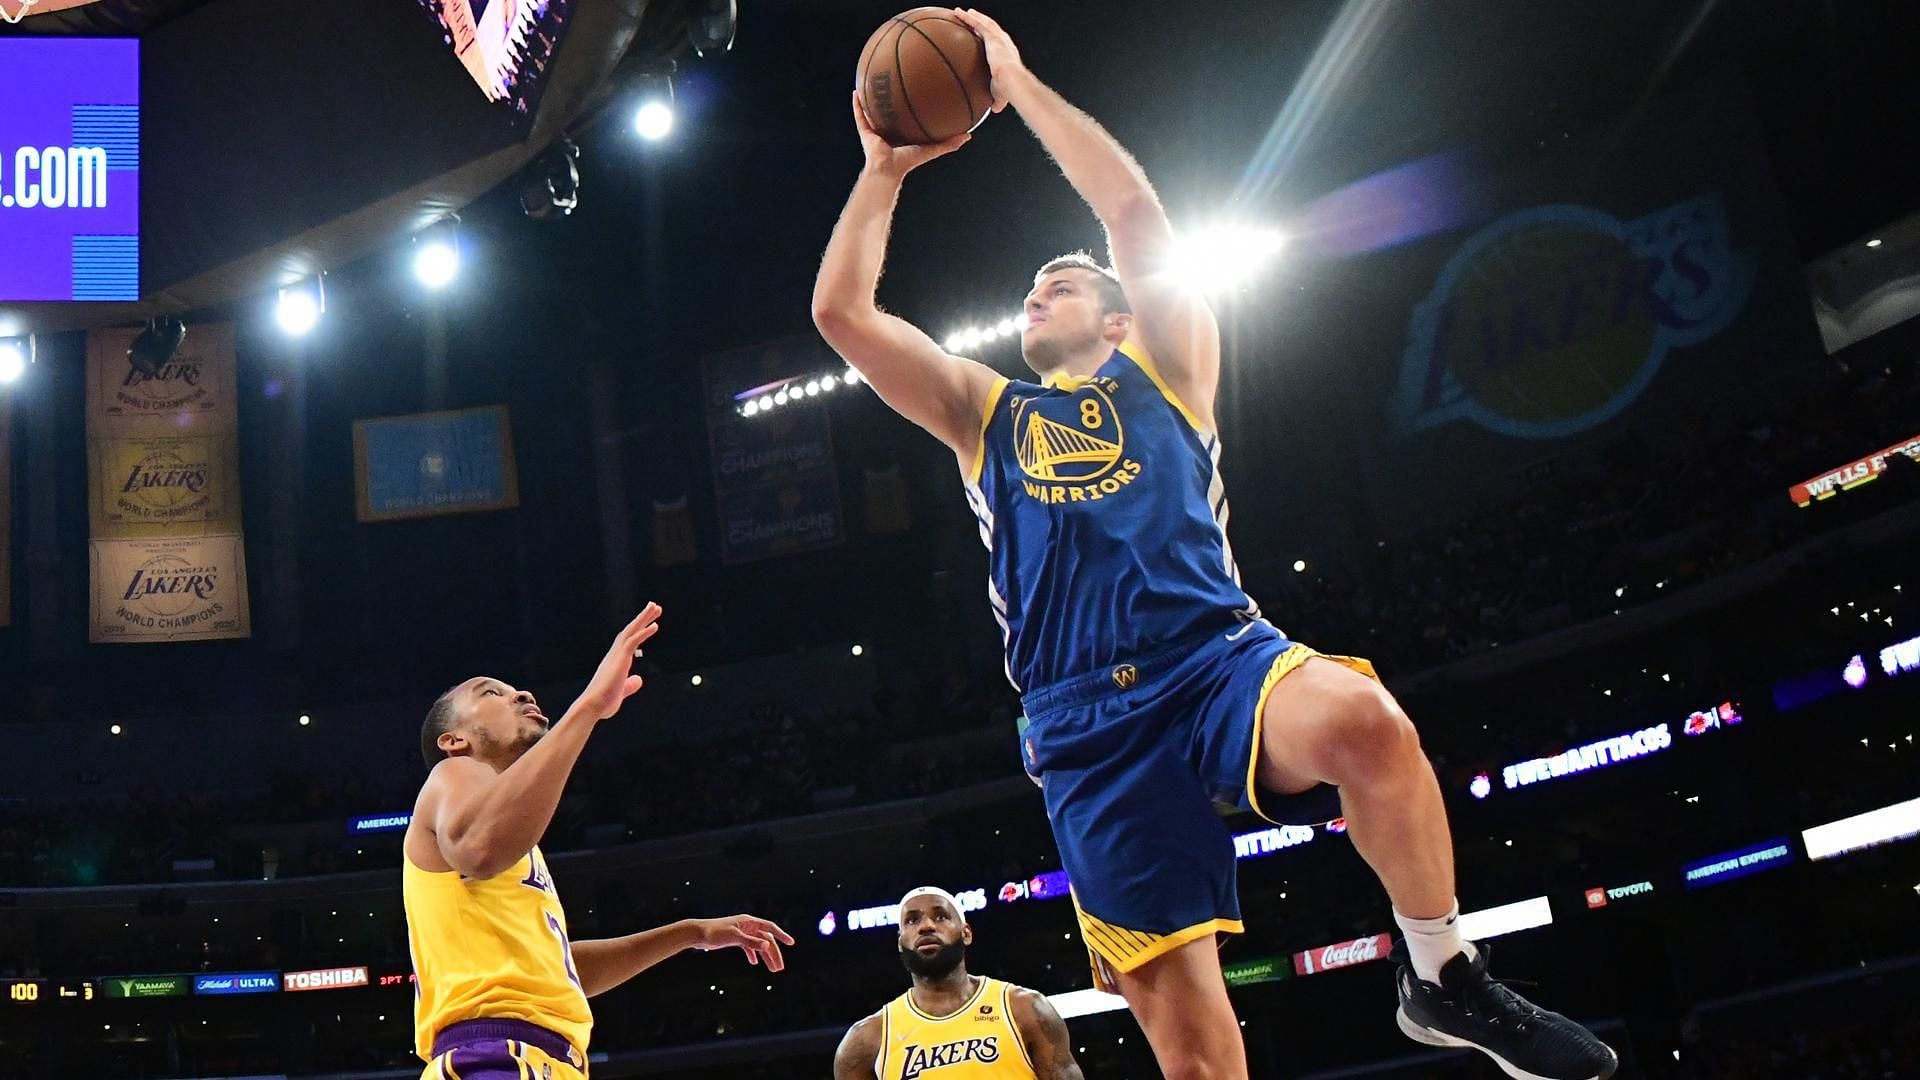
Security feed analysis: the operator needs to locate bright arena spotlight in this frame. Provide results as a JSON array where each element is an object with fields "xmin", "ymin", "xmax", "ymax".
[
  {"xmin": 276, "ymin": 275, "xmax": 326, "ymax": 337},
  {"xmin": 943, "ymin": 312, "xmax": 1028, "ymax": 354},
  {"xmin": 1166, "ymin": 223, "xmax": 1288, "ymax": 295},
  {"xmin": 735, "ymin": 363, "xmax": 868, "ymax": 417},
  {"xmin": 633, "ymin": 68, "xmax": 676, "ymax": 141},
  {"xmin": 0, "ymin": 338, "xmax": 27, "ymax": 384},
  {"xmin": 635, "ymin": 99, "xmax": 674, "ymax": 141},
  {"xmin": 412, "ymin": 220, "xmax": 461, "ymax": 290}
]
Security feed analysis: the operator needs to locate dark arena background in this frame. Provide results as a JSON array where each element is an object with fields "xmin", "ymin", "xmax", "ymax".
[{"xmin": 3, "ymin": 0, "xmax": 1920, "ymax": 1076}]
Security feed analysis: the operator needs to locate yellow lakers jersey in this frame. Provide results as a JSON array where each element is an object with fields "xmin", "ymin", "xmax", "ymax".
[
  {"xmin": 876, "ymin": 977, "xmax": 1036, "ymax": 1080},
  {"xmin": 403, "ymin": 845, "xmax": 592, "ymax": 1061}
]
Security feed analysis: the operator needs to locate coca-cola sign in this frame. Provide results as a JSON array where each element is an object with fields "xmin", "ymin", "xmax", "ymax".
[{"xmin": 1293, "ymin": 932, "xmax": 1392, "ymax": 976}]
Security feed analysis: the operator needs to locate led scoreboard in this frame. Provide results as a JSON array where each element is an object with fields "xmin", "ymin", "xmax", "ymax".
[{"xmin": 3, "ymin": 979, "xmax": 99, "ymax": 1003}]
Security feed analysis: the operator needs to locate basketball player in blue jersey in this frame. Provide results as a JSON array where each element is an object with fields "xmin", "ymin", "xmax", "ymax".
[
  {"xmin": 812, "ymin": 10, "xmax": 1615, "ymax": 1080},
  {"xmin": 405, "ymin": 604, "xmax": 796, "ymax": 1079}
]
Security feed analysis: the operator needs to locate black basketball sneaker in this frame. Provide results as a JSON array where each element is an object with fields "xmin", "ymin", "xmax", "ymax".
[{"xmin": 1393, "ymin": 942, "xmax": 1619, "ymax": 1080}]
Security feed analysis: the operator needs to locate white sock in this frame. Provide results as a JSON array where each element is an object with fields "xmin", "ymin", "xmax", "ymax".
[{"xmin": 1394, "ymin": 901, "xmax": 1477, "ymax": 984}]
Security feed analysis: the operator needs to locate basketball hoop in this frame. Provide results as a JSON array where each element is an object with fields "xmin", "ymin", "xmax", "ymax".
[{"xmin": 0, "ymin": 0, "xmax": 39, "ymax": 25}]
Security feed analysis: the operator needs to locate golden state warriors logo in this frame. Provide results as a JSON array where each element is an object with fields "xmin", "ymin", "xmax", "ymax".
[{"xmin": 1013, "ymin": 377, "xmax": 1143, "ymax": 504}]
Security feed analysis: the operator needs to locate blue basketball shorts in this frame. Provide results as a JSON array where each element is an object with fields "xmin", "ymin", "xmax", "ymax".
[{"xmin": 1017, "ymin": 621, "xmax": 1377, "ymax": 989}]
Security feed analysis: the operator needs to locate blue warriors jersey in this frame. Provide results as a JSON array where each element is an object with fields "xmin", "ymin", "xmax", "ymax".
[{"xmin": 963, "ymin": 340, "xmax": 1259, "ymax": 691}]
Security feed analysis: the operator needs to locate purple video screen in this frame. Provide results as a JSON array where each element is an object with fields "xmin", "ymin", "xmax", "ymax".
[{"xmin": 0, "ymin": 39, "xmax": 140, "ymax": 302}]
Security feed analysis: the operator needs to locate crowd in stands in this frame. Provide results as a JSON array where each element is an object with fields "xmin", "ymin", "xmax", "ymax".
[
  {"xmin": 4, "ymin": 437, "xmax": 1914, "ymax": 895},
  {"xmin": 1680, "ymin": 964, "xmax": 1920, "ymax": 1079},
  {"xmin": 1259, "ymin": 348, "xmax": 1920, "ymax": 674},
  {"xmin": 0, "ymin": 686, "xmax": 1020, "ymax": 889}
]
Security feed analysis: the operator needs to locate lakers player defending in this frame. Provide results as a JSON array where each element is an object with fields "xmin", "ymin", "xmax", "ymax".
[
  {"xmin": 834, "ymin": 887, "xmax": 1082, "ymax": 1080},
  {"xmin": 404, "ymin": 604, "xmax": 796, "ymax": 1079},
  {"xmin": 812, "ymin": 10, "xmax": 1615, "ymax": 1080}
]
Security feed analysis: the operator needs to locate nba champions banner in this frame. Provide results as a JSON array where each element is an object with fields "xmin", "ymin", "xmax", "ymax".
[
  {"xmin": 84, "ymin": 322, "xmax": 251, "ymax": 642},
  {"xmin": 702, "ymin": 338, "xmax": 846, "ymax": 564},
  {"xmin": 1267, "ymin": 78, "xmax": 1822, "ymax": 527},
  {"xmin": 88, "ymin": 533, "xmax": 250, "ymax": 642},
  {"xmin": 351, "ymin": 405, "xmax": 520, "ymax": 523}
]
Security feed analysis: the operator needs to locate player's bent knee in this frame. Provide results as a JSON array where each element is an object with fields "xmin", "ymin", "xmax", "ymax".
[{"xmin": 1326, "ymin": 682, "xmax": 1419, "ymax": 777}]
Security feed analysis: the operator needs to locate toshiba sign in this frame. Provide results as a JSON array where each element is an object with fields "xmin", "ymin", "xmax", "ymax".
[{"xmin": 283, "ymin": 966, "xmax": 368, "ymax": 992}]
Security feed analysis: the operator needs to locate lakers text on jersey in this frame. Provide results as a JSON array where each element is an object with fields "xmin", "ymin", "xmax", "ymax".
[{"xmin": 877, "ymin": 977, "xmax": 1036, "ymax": 1080}]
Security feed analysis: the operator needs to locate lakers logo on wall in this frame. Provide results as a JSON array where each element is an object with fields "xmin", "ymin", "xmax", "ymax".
[
  {"xmin": 1012, "ymin": 379, "xmax": 1143, "ymax": 504},
  {"xmin": 1391, "ymin": 196, "xmax": 1753, "ymax": 439}
]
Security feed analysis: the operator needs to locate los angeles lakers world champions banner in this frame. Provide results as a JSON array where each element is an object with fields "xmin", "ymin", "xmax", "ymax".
[
  {"xmin": 84, "ymin": 322, "xmax": 251, "ymax": 642},
  {"xmin": 88, "ymin": 533, "xmax": 251, "ymax": 642}
]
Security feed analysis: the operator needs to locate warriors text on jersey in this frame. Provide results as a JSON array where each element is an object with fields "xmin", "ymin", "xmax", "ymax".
[
  {"xmin": 964, "ymin": 340, "xmax": 1258, "ymax": 691},
  {"xmin": 403, "ymin": 844, "xmax": 592, "ymax": 1061},
  {"xmin": 875, "ymin": 977, "xmax": 1037, "ymax": 1080}
]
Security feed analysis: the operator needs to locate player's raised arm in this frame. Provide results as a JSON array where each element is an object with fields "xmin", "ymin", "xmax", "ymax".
[
  {"xmin": 953, "ymin": 8, "xmax": 1222, "ymax": 425},
  {"xmin": 831, "ymin": 1013, "xmax": 884, "ymax": 1080},
  {"xmin": 1009, "ymin": 987, "xmax": 1086, "ymax": 1080},
  {"xmin": 812, "ymin": 92, "xmax": 1001, "ymax": 460},
  {"xmin": 419, "ymin": 606, "xmax": 662, "ymax": 879}
]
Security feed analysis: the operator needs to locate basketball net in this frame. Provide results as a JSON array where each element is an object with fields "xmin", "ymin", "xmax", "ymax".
[{"xmin": 0, "ymin": 0, "xmax": 39, "ymax": 25}]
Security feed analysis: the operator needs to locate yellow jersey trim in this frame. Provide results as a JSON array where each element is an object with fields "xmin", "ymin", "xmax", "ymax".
[
  {"xmin": 1117, "ymin": 338, "xmax": 1207, "ymax": 434},
  {"xmin": 1000, "ymin": 981, "xmax": 1035, "ymax": 1072},
  {"xmin": 1072, "ymin": 895, "xmax": 1245, "ymax": 980},
  {"xmin": 902, "ymin": 974, "xmax": 991, "ymax": 1023},
  {"xmin": 1246, "ymin": 645, "xmax": 1380, "ymax": 823},
  {"xmin": 968, "ymin": 376, "xmax": 1011, "ymax": 484}
]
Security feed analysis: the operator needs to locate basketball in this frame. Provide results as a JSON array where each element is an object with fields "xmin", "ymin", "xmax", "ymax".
[{"xmin": 856, "ymin": 7, "xmax": 994, "ymax": 146}]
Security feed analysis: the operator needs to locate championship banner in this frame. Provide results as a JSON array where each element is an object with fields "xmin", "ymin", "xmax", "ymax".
[
  {"xmin": 84, "ymin": 321, "xmax": 250, "ymax": 641},
  {"xmin": 88, "ymin": 433, "xmax": 242, "ymax": 536},
  {"xmin": 89, "ymin": 532, "xmax": 251, "ymax": 643},
  {"xmin": 352, "ymin": 405, "xmax": 520, "ymax": 522},
  {"xmin": 703, "ymin": 337, "xmax": 846, "ymax": 564},
  {"xmin": 85, "ymin": 321, "xmax": 236, "ymax": 436}
]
